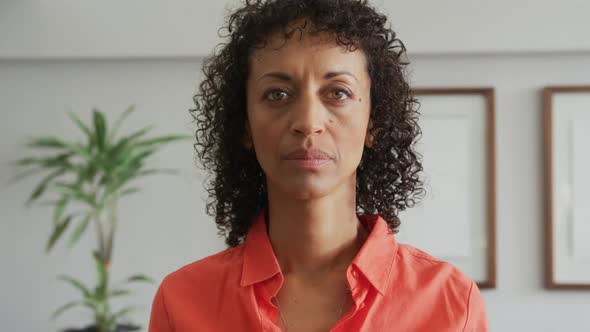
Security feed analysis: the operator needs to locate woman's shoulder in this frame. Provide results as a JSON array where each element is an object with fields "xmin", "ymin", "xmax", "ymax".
[
  {"xmin": 159, "ymin": 244, "xmax": 246, "ymax": 291},
  {"xmin": 394, "ymin": 242, "xmax": 476, "ymax": 293},
  {"xmin": 392, "ymin": 243, "xmax": 488, "ymax": 329},
  {"xmin": 149, "ymin": 244, "xmax": 250, "ymax": 327}
]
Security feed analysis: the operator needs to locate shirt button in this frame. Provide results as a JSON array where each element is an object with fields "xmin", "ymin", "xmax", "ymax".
[{"xmin": 352, "ymin": 270, "xmax": 359, "ymax": 278}]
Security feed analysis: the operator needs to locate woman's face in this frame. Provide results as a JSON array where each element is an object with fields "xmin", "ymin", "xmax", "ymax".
[{"xmin": 245, "ymin": 26, "xmax": 373, "ymax": 200}]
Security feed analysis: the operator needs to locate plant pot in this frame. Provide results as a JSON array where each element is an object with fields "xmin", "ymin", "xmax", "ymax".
[{"xmin": 61, "ymin": 323, "xmax": 141, "ymax": 332}]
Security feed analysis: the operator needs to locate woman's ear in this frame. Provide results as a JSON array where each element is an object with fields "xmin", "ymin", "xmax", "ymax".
[{"xmin": 365, "ymin": 118, "xmax": 376, "ymax": 148}]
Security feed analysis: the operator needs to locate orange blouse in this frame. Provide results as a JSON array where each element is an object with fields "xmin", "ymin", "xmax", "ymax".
[{"xmin": 149, "ymin": 208, "xmax": 488, "ymax": 331}]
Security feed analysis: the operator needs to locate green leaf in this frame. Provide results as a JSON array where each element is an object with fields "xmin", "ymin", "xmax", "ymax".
[
  {"xmin": 68, "ymin": 213, "xmax": 91, "ymax": 249},
  {"xmin": 108, "ymin": 125, "xmax": 154, "ymax": 157},
  {"xmin": 53, "ymin": 196, "xmax": 69, "ymax": 226},
  {"xmin": 78, "ymin": 163, "xmax": 98, "ymax": 184},
  {"xmin": 105, "ymin": 150, "xmax": 156, "ymax": 192},
  {"xmin": 46, "ymin": 215, "xmax": 73, "ymax": 252},
  {"xmin": 108, "ymin": 306, "xmax": 140, "ymax": 325},
  {"xmin": 128, "ymin": 148, "xmax": 157, "ymax": 165},
  {"xmin": 27, "ymin": 137, "xmax": 68, "ymax": 149},
  {"xmin": 137, "ymin": 168, "xmax": 179, "ymax": 177},
  {"xmin": 82, "ymin": 295, "xmax": 102, "ymax": 312},
  {"xmin": 113, "ymin": 149, "xmax": 156, "ymax": 179},
  {"xmin": 7, "ymin": 167, "xmax": 45, "ymax": 185},
  {"xmin": 120, "ymin": 187, "xmax": 141, "ymax": 196},
  {"xmin": 102, "ymin": 126, "xmax": 155, "ymax": 173},
  {"xmin": 68, "ymin": 112, "xmax": 91, "ymax": 137},
  {"xmin": 108, "ymin": 289, "xmax": 133, "ymax": 297},
  {"xmin": 107, "ymin": 105, "xmax": 135, "ymax": 143},
  {"xmin": 63, "ymin": 143, "xmax": 92, "ymax": 160},
  {"xmin": 52, "ymin": 182, "xmax": 81, "ymax": 196},
  {"xmin": 93, "ymin": 110, "xmax": 107, "ymax": 151},
  {"xmin": 58, "ymin": 275, "xmax": 91, "ymax": 298},
  {"xmin": 50, "ymin": 301, "xmax": 82, "ymax": 320},
  {"xmin": 52, "ymin": 182, "xmax": 94, "ymax": 206},
  {"xmin": 17, "ymin": 153, "xmax": 72, "ymax": 168},
  {"xmin": 105, "ymin": 169, "xmax": 173, "ymax": 195},
  {"xmin": 107, "ymin": 138, "xmax": 132, "ymax": 161},
  {"xmin": 123, "ymin": 125, "xmax": 155, "ymax": 143},
  {"xmin": 125, "ymin": 274, "xmax": 155, "ymax": 284},
  {"xmin": 134, "ymin": 134, "xmax": 191, "ymax": 148},
  {"xmin": 26, "ymin": 169, "xmax": 64, "ymax": 205}
]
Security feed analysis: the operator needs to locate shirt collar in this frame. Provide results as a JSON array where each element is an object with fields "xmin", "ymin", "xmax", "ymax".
[
  {"xmin": 240, "ymin": 208, "xmax": 282, "ymax": 287},
  {"xmin": 240, "ymin": 208, "xmax": 398, "ymax": 295}
]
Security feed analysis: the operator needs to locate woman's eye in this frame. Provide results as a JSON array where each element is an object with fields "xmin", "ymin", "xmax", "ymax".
[
  {"xmin": 329, "ymin": 89, "xmax": 352, "ymax": 100},
  {"xmin": 265, "ymin": 89, "xmax": 289, "ymax": 101},
  {"xmin": 263, "ymin": 88, "xmax": 352, "ymax": 102}
]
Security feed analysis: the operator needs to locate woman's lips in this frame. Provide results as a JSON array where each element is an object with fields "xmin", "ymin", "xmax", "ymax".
[
  {"xmin": 286, "ymin": 158, "xmax": 332, "ymax": 169},
  {"xmin": 284, "ymin": 148, "xmax": 332, "ymax": 160},
  {"xmin": 283, "ymin": 148, "xmax": 333, "ymax": 169}
]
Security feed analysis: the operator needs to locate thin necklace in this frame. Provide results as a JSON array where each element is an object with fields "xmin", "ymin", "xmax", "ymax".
[{"xmin": 273, "ymin": 285, "xmax": 350, "ymax": 331}]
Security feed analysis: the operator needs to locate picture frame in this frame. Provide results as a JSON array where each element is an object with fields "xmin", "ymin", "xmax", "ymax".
[
  {"xmin": 544, "ymin": 86, "xmax": 590, "ymax": 289},
  {"xmin": 396, "ymin": 88, "xmax": 497, "ymax": 289}
]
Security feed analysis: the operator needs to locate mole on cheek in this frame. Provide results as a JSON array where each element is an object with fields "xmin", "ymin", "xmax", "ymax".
[{"xmin": 359, "ymin": 98, "xmax": 362, "ymax": 102}]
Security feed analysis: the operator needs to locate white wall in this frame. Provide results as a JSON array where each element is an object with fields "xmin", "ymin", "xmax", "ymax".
[
  {"xmin": 1, "ymin": 0, "xmax": 590, "ymax": 58},
  {"xmin": 1, "ymin": 1, "xmax": 590, "ymax": 331}
]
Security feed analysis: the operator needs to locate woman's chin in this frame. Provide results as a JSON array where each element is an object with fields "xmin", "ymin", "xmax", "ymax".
[
  {"xmin": 288, "ymin": 190, "xmax": 329, "ymax": 200},
  {"xmin": 279, "ymin": 179, "xmax": 336, "ymax": 200}
]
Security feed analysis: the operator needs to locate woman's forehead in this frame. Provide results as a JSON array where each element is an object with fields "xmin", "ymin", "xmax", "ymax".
[{"xmin": 249, "ymin": 29, "xmax": 368, "ymax": 77}]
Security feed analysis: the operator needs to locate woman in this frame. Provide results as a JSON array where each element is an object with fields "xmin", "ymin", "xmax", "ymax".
[{"xmin": 149, "ymin": 0, "xmax": 488, "ymax": 331}]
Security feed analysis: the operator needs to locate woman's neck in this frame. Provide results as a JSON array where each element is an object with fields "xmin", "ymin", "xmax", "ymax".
[{"xmin": 266, "ymin": 179, "xmax": 367, "ymax": 278}]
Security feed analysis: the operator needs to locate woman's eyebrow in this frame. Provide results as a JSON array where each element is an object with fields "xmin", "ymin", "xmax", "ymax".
[
  {"xmin": 257, "ymin": 71, "xmax": 359, "ymax": 83},
  {"xmin": 324, "ymin": 71, "xmax": 359, "ymax": 83},
  {"xmin": 257, "ymin": 72, "xmax": 291, "ymax": 82}
]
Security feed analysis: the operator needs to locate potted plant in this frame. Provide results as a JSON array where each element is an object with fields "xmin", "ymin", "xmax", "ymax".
[{"xmin": 13, "ymin": 106, "xmax": 189, "ymax": 332}]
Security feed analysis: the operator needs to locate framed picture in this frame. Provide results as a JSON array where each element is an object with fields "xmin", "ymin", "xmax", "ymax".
[
  {"xmin": 396, "ymin": 88, "xmax": 496, "ymax": 289},
  {"xmin": 544, "ymin": 86, "xmax": 590, "ymax": 289}
]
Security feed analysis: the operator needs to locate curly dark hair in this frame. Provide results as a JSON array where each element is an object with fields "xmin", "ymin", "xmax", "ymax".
[{"xmin": 190, "ymin": 0, "xmax": 425, "ymax": 247}]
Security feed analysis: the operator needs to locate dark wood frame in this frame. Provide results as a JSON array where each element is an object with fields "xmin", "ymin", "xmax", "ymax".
[
  {"xmin": 544, "ymin": 85, "xmax": 590, "ymax": 290},
  {"xmin": 413, "ymin": 88, "xmax": 497, "ymax": 289}
]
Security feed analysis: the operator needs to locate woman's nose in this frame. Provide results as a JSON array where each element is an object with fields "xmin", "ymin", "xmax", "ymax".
[{"xmin": 289, "ymin": 93, "xmax": 326, "ymax": 137}]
